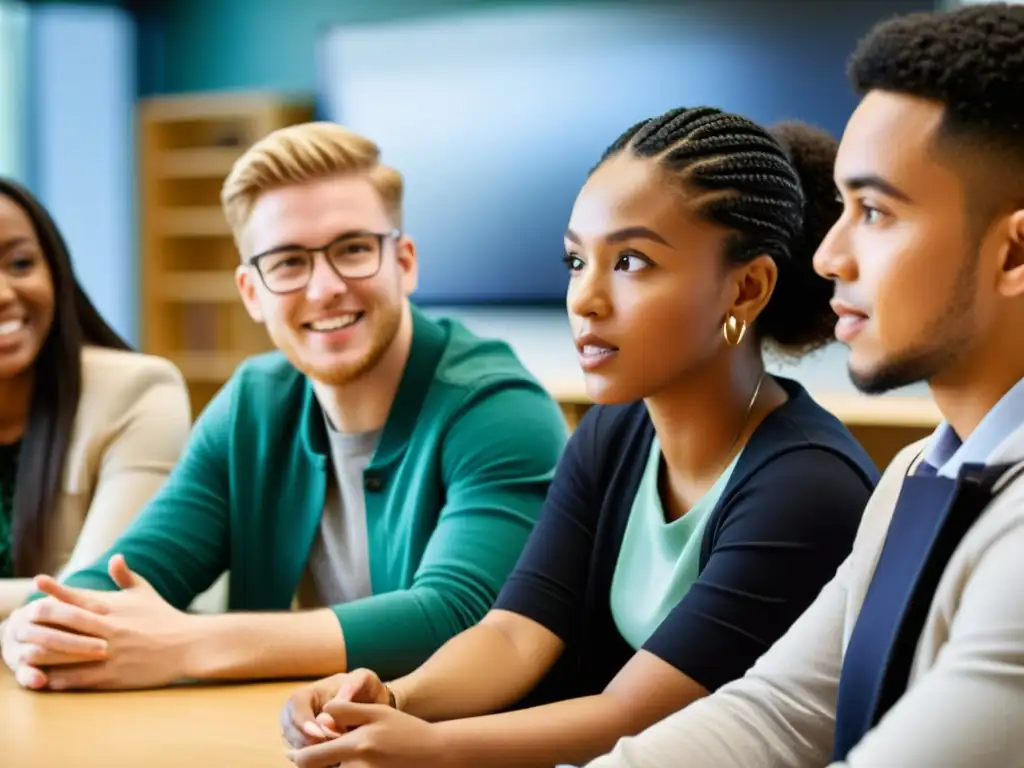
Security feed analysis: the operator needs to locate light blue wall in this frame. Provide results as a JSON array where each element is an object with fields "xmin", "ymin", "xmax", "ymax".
[
  {"xmin": 28, "ymin": 3, "xmax": 137, "ymax": 344},
  {"xmin": 160, "ymin": 0, "xmax": 567, "ymax": 93},
  {"xmin": 315, "ymin": 2, "xmax": 934, "ymax": 305},
  {"xmin": 0, "ymin": 1, "xmax": 29, "ymax": 182},
  {"xmin": 158, "ymin": 0, "xmax": 936, "ymax": 95}
]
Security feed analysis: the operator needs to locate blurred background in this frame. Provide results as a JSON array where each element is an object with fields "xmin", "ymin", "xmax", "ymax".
[{"xmin": 0, "ymin": 0, "xmax": 999, "ymax": 460}]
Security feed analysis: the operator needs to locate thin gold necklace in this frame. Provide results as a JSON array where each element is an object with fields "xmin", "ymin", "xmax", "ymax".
[
  {"xmin": 723, "ymin": 369, "xmax": 767, "ymax": 468},
  {"xmin": 662, "ymin": 370, "xmax": 768, "ymax": 520}
]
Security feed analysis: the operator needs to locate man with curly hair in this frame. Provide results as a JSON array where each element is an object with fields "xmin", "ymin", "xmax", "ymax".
[{"xmin": 583, "ymin": 3, "xmax": 1024, "ymax": 767}]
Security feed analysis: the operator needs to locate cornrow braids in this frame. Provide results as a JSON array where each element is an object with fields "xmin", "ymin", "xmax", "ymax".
[{"xmin": 596, "ymin": 106, "xmax": 842, "ymax": 353}]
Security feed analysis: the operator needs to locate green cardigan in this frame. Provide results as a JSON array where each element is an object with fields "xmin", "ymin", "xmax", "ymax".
[{"xmin": 54, "ymin": 307, "xmax": 568, "ymax": 678}]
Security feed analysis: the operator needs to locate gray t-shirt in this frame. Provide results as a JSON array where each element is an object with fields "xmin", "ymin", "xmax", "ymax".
[{"xmin": 295, "ymin": 418, "xmax": 380, "ymax": 608}]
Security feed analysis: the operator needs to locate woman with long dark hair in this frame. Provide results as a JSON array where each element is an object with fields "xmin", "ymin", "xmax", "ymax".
[{"xmin": 0, "ymin": 177, "xmax": 191, "ymax": 616}]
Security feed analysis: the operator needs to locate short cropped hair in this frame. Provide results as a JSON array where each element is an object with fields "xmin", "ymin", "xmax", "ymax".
[
  {"xmin": 221, "ymin": 122, "xmax": 403, "ymax": 250},
  {"xmin": 849, "ymin": 4, "xmax": 1024, "ymax": 168}
]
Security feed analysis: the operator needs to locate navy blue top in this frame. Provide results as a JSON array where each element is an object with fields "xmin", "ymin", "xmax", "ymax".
[{"xmin": 494, "ymin": 377, "xmax": 880, "ymax": 706}]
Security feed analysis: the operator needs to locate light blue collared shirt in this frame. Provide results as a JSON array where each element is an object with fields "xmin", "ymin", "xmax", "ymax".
[{"xmin": 921, "ymin": 376, "xmax": 1024, "ymax": 478}]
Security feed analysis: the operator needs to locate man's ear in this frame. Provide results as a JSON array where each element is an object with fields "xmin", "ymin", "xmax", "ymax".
[
  {"xmin": 996, "ymin": 207, "xmax": 1024, "ymax": 298},
  {"xmin": 236, "ymin": 265, "xmax": 264, "ymax": 323},
  {"xmin": 396, "ymin": 234, "xmax": 419, "ymax": 297}
]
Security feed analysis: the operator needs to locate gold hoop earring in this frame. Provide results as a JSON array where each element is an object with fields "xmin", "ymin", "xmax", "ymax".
[{"xmin": 723, "ymin": 314, "xmax": 747, "ymax": 347}]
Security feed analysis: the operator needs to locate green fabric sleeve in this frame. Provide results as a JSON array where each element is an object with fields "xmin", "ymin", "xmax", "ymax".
[
  {"xmin": 27, "ymin": 380, "xmax": 234, "ymax": 608},
  {"xmin": 334, "ymin": 383, "xmax": 568, "ymax": 680}
]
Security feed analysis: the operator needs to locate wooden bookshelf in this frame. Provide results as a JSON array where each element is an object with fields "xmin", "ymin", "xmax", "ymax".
[{"xmin": 138, "ymin": 92, "xmax": 315, "ymax": 416}]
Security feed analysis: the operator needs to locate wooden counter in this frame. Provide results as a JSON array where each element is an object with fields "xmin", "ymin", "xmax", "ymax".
[
  {"xmin": 547, "ymin": 379, "xmax": 940, "ymax": 470},
  {"xmin": 0, "ymin": 669, "xmax": 306, "ymax": 767},
  {"xmin": 546, "ymin": 380, "xmax": 941, "ymax": 426}
]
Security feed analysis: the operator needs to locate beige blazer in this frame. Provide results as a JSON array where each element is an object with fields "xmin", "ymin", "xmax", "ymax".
[
  {"xmin": 589, "ymin": 426, "xmax": 1024, "ymax": 768},
  {"xmin": 0, "ymin": 346, "xmax": 191, "ymax": 617}
]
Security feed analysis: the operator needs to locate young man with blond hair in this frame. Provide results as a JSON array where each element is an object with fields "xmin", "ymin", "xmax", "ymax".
[{"xmin": 0, "ymin": 122, "xmax": 568, "ymax": 690}]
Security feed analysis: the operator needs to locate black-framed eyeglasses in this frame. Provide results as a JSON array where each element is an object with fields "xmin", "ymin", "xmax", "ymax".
[{"xmin": 247, "ymin": 229, "xmax": 401, "ymax": 294}]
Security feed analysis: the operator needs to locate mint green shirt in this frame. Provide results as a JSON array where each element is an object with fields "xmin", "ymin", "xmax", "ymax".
[{"xmin": 610, "ymin": 436, "xmax": 741, "ymax": 650}]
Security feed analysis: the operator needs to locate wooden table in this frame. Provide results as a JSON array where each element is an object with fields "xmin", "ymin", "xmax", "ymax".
[{"xmin": 0, "ymin": 670, "xmax": 307, "ymax": 767}]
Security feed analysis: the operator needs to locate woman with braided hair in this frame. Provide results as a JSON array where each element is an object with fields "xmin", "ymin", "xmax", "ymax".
[{"xmin": 278, "ymin": 106, "xmax": 878, "ymax": 768}]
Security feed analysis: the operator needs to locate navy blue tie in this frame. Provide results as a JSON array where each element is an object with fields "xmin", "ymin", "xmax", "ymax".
[{"xmin": 832, "ymin": 472, "xmax": 955, "ymax": 760}]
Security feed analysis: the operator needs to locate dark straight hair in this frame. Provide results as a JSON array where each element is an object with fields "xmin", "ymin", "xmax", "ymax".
[{"xmin": 0, "ymin": 177, "xmax": 131, "ymax": 576}]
